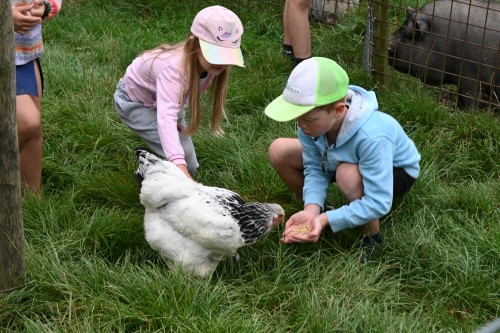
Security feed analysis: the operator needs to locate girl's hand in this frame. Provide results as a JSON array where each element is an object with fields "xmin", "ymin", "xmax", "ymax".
[
  {"xmin": 176, "ymin": 164, "xmax": 196, "ymax": 182},
  {"xmin": 12, "ymin": 3, "xmax": 42, "ymax": 34},
  {"xmin": 177, "ymin": 123, "xmax": 186, "ymax": 134},
  {"xmin": 29, "ymin": 0, "xmax": 47, "ymax": 18},
  {"xmin": 281, "ymin": 209, "xmax": 329, "ymax": 244}
]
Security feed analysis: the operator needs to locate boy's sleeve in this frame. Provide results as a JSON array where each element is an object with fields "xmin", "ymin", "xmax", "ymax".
[
  {"xmin": 326, "ymin": 137, "xmax": 394, "ymax": 232},
  {"xmin": 299, "ymin": 129, "xmax": 331, "ymax": 209}
]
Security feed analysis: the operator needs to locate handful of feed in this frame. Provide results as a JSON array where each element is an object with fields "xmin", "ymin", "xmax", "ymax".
[{"xmin": 290, "ymin": 224, "xmax": 312, "ymax": 235}]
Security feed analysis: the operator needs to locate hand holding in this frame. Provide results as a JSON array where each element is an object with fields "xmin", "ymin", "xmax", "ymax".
[
  {"xmin": 29, "ymin": 0, "xmax": 47, "ymax": 18},
  {"xmin": 281, "ymin": 202, "xmax": 330, "ymax": 244},
  {"xmin": 281, "ymin": 210, "xmax": 313, "ymax": 243},
  {"xmin": 12, "ymin": 3, "xmax": 42, "ymax": 34}
]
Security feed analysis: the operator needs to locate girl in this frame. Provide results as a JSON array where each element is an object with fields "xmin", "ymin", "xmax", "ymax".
[
  {"xmin": 114, "ymin": 5, "xmax": 245, "ymax": 180},
  {"xmin": 12, "ymin": 0, "xmax": 62, "ymax": 192}
]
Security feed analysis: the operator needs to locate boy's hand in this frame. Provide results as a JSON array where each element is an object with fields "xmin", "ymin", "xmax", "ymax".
[
  {"xmin": 281, "ymin": 207, "xmax": 328, "ymax": 243},
  {"xmin": 12, "ymin": 3, "xmax": 42, "ymax": 34}
]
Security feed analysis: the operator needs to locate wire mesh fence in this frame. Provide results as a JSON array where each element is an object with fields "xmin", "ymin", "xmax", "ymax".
[
  {"xmin": 217, "ymin": 0, "xmax": 499, "ymax": 110},
  {"xmin": 370, "ymin": 0, "xmax": 499, "ymax": 110},
  {"xmin": 310, "ymin": 0, "xmax": 360, "ymax": 24}
]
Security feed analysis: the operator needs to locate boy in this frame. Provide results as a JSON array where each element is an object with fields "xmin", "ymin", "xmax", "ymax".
[{"xmin": 265, "ymin": 57, "xmax": 420, "ymax": 258}]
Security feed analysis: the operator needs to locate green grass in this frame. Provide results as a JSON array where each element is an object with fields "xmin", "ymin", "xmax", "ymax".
[{"xmin": 1, "ymin": 0, "xmax": 499, "ymax": 332}]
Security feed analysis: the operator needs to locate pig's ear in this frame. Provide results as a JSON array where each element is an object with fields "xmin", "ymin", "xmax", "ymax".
[
  {"xmin": 414, "ymin": 20, "xmax": 429, "ymax": 40},
  {"xmin": 405, "ymin": 6, "xmax": 416, "ymax": 17}
]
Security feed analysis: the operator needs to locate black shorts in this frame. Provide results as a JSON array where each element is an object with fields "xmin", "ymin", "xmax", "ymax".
[
  {"xmin": 392, "ymin": 167, "xmax": 416, "ymax": 198},
  {"xmin": 16, "ymin": 59, "xmax": 43, "ymax": 96}
]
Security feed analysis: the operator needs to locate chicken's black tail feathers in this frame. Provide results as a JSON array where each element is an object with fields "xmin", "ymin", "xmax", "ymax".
[
  {"xmin": 135, "ymin": 146, "xmax": 153, "ymax": 159},
  {"xmin": 134, "ymin": 147, "xmax": 153, "ymax": 187},
  {"xmin": 134, "ymin": 147, "xmax": 165, "ymax": 187}
]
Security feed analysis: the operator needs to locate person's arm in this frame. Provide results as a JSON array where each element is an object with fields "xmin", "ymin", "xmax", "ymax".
[
  {"xmin": 156, "ymin": 66, "xmax": 193, "ymax": 180},
  {"xmin": 281, "ymin": 129, "xmax": 331, "ymax": 244},
  {"xmin": 12, "ymin": 3, "xmax": 41, "ymax": 34},
  {"xmin": 27, "ymin": 0, "xmax": 61, "ymax": 20},
  {"xmin": 326, "ymin": 138, "xmax": 394, "ymax": 232},
  {"xmin": 299, "ymin": 128, "xmax": 331, "ymax": 209}
]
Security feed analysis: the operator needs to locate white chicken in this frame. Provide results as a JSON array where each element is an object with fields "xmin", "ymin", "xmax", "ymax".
[{"xmin": 134, "ymin": 148, "xmax": 285, "ymax": 277}]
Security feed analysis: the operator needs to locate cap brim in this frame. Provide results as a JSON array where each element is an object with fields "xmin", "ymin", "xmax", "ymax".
[
  {"xmin": 200, "ymin": 40, "xmax": 244, "ymax": 67},
  {"xmin": 264, "ymin": 95, "xmax": 316, "ymax": 122}
]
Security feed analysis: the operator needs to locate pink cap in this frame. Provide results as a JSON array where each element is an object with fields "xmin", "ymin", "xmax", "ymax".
[{"xmin": 191, "ymin": 6, "xmax": 244, "ymax": 67}]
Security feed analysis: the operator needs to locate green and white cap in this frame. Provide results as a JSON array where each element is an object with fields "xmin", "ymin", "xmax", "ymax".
[{"xmin": 265, "ymin": 57, "xmax": 349, "ymax": 122}]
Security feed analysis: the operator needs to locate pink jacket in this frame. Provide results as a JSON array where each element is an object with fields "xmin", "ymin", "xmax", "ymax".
[{"xmin": 123, "ymin": 48, "xmax": 213, "ymax": 166}]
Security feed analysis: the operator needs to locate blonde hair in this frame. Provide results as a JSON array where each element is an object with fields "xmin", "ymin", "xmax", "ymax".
[
  {"xmin": 181, "ymin": 34, "xmax": 229, "ymax": 136},
  {"xmin": 145, "ymin": 34, "xmax": 230, "ymax": 137}
]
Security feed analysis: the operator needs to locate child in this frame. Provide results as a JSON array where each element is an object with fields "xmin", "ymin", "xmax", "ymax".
[
  {"xmin": 265, "ymin": 57, "xmax": 421, "ymax": 259},
  {"xmin": 13, "ymin": 0, "xmax": 62, "ymax": 192},
  {"xmin": 114, "ymin": 5, "xmax": 244, "ymax": 180}
]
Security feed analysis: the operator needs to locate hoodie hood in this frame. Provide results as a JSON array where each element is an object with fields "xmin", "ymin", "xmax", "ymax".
[{"xmin": 335, "ymin": 85, "xmax": 379, "ymax": 147}]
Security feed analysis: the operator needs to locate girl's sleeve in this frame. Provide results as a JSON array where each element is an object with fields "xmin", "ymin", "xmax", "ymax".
[
  {"xmin": 45, "ymin": 0, "xmax": 62, "ymax": 19},
  {"xmin": 156, "ymin": 66, "xmax": 187, "ymax": 166}
]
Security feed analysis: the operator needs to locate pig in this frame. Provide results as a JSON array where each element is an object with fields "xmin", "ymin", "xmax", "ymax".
[
  {"xmin": 388, "ymin": 0, "xmax": 500, "ymax": 109},
  {"xmin": 310, "ymin": 0, "xmax": 359, "ymax": 25}
]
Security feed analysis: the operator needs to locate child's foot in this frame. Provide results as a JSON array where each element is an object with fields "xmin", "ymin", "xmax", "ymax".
[
  {"xmin": 282, "ymin": 44, "xmax": 294, "ymax": 60},
  {"xmin": 359, "ymin": 232, "xmax": 383, "ymax": 263}
]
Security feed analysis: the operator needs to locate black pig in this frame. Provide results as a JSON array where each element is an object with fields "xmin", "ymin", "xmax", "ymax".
[{"xmin": 388, "ymin": 0, "xmax": 499, "ymax": 109}]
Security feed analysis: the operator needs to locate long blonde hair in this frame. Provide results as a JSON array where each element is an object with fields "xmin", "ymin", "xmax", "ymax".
[
  {"xmin": 181, "ymin": 34, "xmax": 230, "ymax": 137},
  {"xmin": 146, "ymin": 34, "xmax": 230, "ymax": 137}
]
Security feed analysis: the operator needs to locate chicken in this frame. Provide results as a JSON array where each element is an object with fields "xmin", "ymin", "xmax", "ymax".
[{"xmin": 134, "ymin": 148, "xmax": 285, "ymax": 277}]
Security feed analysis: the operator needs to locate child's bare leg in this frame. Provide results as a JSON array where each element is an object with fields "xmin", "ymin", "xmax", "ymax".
[
  {"xmin": 283, "ymin": 0, "xmax": 312, "ymax": 59},
  {"xmin": 268, "ymin": 138, "xmax": 304, "ymax": 199},
  {"xmin": 335, "ymin": 162, "xmax": 380, "ymax": 236},
  {"xmin": 16, "ymin": 61, "xmax": 42, "ymax": 192}
]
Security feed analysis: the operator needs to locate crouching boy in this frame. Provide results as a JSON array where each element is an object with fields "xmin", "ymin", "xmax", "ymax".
[{"xmin": 265, "ymin": 57, "xmax": 421, "ymax": 260}]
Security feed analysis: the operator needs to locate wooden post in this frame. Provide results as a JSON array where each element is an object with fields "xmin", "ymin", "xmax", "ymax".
[
  {"xmin": 371, "ymin": 0, "xmax": 389, "ymax": 86},
  {"xmin": 0, "ymin": 0, "xmax": 26, "ymax": 292}
]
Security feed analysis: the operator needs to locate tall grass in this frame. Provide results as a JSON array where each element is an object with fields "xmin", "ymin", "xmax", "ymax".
[{"xmin": 1, "ymin": 0, "xmax": 498, "ymax": 332}]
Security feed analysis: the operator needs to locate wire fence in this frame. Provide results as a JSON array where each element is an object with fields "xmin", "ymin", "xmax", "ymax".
[
  {"xmin": 368, "ymin": 0, "xmax": 499, "ymax": 110},
  {"xmin": 217, "ymin": 0, "xmax": 499, "ymax": 110}
]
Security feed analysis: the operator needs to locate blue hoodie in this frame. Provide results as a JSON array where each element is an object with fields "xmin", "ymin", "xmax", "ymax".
[{"xmin": 300, "ymin": 85, "xmax": 421, "ymax": 232}]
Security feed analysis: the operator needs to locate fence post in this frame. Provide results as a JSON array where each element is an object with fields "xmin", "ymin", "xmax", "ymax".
[
  {"xmin": 370, "ymin": 0, "xmax": 390, "ymax": 85},
  {"xmin": 363, "ymin": 1, "xmax": 373, "ymax": 73},
  {"xmin": 0, "ymin": 0, "xmax": 26, "ymax": 292}
]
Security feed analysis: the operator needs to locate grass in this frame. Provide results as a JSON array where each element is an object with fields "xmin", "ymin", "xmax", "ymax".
[{"xmin": 1, "ymin": 0, "xmax": 499, "ymax": 332}]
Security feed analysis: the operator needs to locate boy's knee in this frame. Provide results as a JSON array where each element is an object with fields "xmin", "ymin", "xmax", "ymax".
[
  {"xmin": 268, "ymin": 138, "xmax": 286, "ymax": 167},
  {"xmin": 268, "ymin": 138, "xmax": 303, "ymax": 171},
  {"xmin": 336, "ymin": 163, "xmax": 363, "ymax": 196}
]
